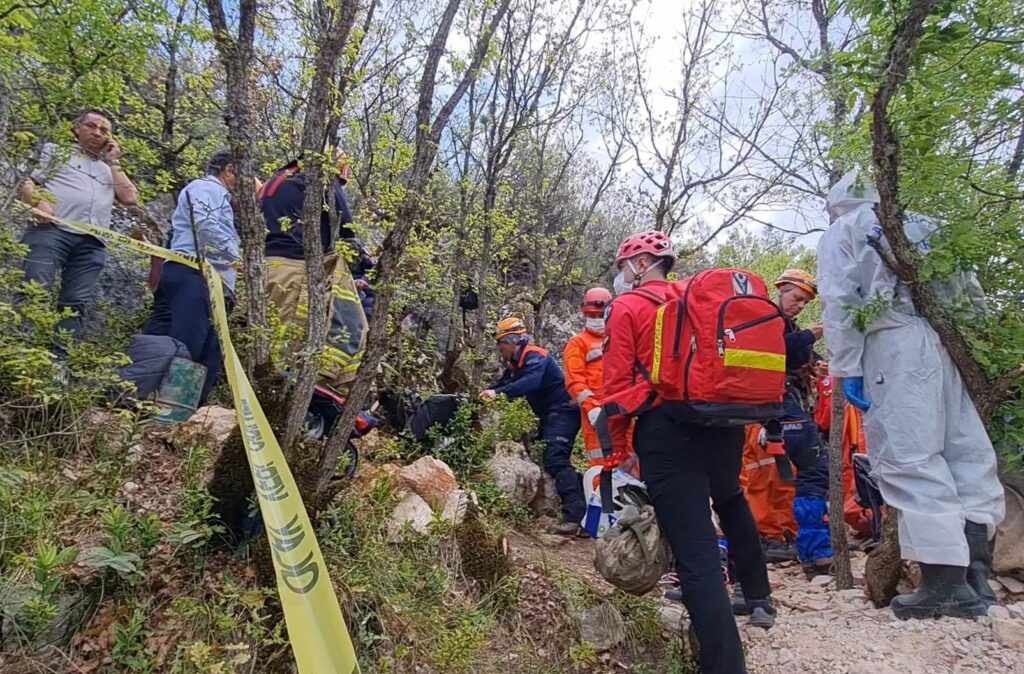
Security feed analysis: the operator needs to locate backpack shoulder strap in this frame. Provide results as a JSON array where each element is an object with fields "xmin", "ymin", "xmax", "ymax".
[
  {"xmin": 629, "ymin": 288, "xmax": 665, "ymax": 305},
  {"xmin": 259, "ymin": 165, "xmax": 300, "ymax": 199}
]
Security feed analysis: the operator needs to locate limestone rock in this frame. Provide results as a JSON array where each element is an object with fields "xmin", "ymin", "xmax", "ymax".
[
  {"xmin": 441, "ymin": 489, "xmax": 476, "ymax": 526},
  {"xmin": 488, "ymin": 441, "xmax": 542, "ymax": 506},
  {"xmin": 991, "ymin": 617, "xmax": 1024, "ymax": 650},
  {"xmin": 999, "ymin": 575, "xmax": 1024, "ymax": 595},
  {"xmin": 398, "ymin": 456, "xmax": 457, "ymax": 508},
  {"xmin": 989, "ymin": 605, "xmax": 1011, "ymax": 620},
  {"xmin": 530, "ymin": 473, "xmax": 560, "ymax": 517},
  {"xmin": 995, "ymin": 487, "xmax": 1024, "ymax": 575},
  {"xmin": 658, "ymin": 601, "xmax": 686, "ymax": 634},
  {"xmin": 353, "ymin": 463, "xmax": 403, "ymax": 495},
  {"xmin": 835, "ymin": 588, "xmax": 869, "ymax": 609},
  {"xmin": 575, "ymin": 602, "xmax": 626, "ymax": 652},
  {"xmin": 387, "ymin": 493, "xmax": 434, "ymax": 540},
  {"xmin": 176, "ymin": 406, "xmax": 238, "ymax": 447}
]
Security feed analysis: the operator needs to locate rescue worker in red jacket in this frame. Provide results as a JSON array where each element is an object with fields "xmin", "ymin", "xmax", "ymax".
[
  {"xmin": 481, "ymin": 317, "xmax": 586, "ymax": 535},
  {"xmin": 603, "ymin": 231, "xmax": 774, "ymax": 674}
]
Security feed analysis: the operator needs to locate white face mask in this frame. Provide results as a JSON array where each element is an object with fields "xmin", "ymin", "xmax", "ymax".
[
  {"xmin": 613, "ymin": 272, "xmax": 632, "ymax": 296},
  {"xmin": 585, "ymin": 317, "xmax": 605, "ymax": 335}
]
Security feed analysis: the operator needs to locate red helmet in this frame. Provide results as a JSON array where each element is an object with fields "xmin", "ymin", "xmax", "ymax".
[
  {"xmin": 615, "ymin": 230, "xmax": 676, "ymax": 267},
  {"xmin": 581, "ymin": 287, "xmax": 612, "ymax": 316}
]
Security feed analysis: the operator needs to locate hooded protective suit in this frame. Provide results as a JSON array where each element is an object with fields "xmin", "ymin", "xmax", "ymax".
[{"xmin": 816, "ymin": 170, "xmax": 1004, "ymax": 566}]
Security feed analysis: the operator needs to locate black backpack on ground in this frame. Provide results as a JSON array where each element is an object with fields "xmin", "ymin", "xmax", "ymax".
[{"xmin": 407, "ymin": 394, "xmax": 464, "ymax": 441}]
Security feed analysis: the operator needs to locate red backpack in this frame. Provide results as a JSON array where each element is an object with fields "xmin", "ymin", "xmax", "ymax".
[{"xmin": 612, "ymin": 268, "xmax": 786, "ymax": 426}]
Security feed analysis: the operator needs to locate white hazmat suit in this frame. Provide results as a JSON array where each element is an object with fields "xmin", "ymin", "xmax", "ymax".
[{"xmin": 816, "ymin": 170, "xmax": 1004, "ymax": 567}]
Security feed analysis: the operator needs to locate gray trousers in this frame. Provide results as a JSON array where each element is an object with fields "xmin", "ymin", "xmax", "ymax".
[{"xmin": 21, "ymin": 223, "xmax": 107, "ymax": 346}]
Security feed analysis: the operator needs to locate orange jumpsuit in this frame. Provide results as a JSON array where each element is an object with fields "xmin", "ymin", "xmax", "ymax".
[
  {"xmin": 563, "ymin": 329, "xmax": 637, "ymax": 472},
  {"xmin": 740, "ymin": 424, "xmax": 798, "ymax": 542},
  {"xmin": 842, "ymin": 404, "xmax": 874, "ymax": 537}
]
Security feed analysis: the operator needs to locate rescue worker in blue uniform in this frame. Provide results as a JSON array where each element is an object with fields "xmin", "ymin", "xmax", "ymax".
[
  {"xmin": 480, "ymin": 316, "xmax": 585, "ymax": 535},
  {"xmin": 773, "ymin": 269, "xmax": 832, "ymax": 575}
]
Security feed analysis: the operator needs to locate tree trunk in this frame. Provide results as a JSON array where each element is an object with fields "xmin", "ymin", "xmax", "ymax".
[
  {"xmin": 865, "ymin": 509, "xmax": 902, "ymax": 607},
  {"xmin": 281, "ymin": 2, "xmax": 361, "ymax": 452},
  {"xmin": 828, "ymin": 379, "xmax": 853, "ymax": 589},
  {"xmin": 317, "ymin": 0, "xmax": 513, "ymax": 494},
  {"xmin": 205, "ymin": 0, "xmax": 270, "ymax": 370}
]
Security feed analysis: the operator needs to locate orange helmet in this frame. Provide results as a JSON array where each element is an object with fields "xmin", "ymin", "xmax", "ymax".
[
  {"xmin": 495, "ymin": 316, "xmax": 528, "ymax": 341},
  {"xmin": 581, "ymin": 287, "xmax": 612, "ymax": 316},
  {"xmin": 775, "ymin": 269, "xmax": 817, "ymax": 298}
]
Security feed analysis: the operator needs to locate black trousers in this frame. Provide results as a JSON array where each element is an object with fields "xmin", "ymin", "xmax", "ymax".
[
  {"xmin": 539, "ymin": 404, "xmax": 585, "ymax": 522},
  {"xmin": 634, "ymin": 407, "xmax": 771, "ymax": 674},
  {"xmin": 143, "ymin": 262, "xmax": 231, "ymax": 404}
]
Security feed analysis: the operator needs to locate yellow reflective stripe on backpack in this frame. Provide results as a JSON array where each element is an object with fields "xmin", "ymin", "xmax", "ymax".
[
  {"xmin": 650, "ymin": 304, "xmax": 666, "ymax": 385},
  {"xmin": 723, "ymin": 348, "xmax": 785, "ymax": 372}
]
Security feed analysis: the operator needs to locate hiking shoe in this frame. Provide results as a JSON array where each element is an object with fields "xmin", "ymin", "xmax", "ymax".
[
  {"xmin": 747, "ymin": 598, "xmax": 776, "ymax": 629},
  {"xmin": 763, "ymin": 539, "xmax": 798, "ymax": 563},
  {"xmin": 547, "ymin": 521, "xmax": 585, "ymax": 537},
  {"xmin": 658, "ymin": 572, "xmax": 679, "ymax": 590},
  {"xmin": 731, "ymin": 584, "xmax": 751, "ymax": 616},
  {"xmin": 891, "ymin": 563, "xmax": 988, "ymax": 620},
  {"xmin": 802, "ymin": 556, "xmax": 833, "ymax": 578},
  {"xmin": 659, "ymin": 572, "xmax": 683, "ymax": 602}
]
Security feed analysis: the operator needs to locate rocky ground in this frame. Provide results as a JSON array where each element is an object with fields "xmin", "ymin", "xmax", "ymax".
[
  {"xmin": 24, "ymin": 405, "xmax": 1022, "ymax": 673},
  {"xmin": 510, "ymin": 529, "xmax": 1024, "ymax": 674}
]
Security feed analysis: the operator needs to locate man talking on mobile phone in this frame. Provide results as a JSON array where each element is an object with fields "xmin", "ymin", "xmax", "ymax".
[{"xmin": 17, "ymin": 109, "xmax": 139, "ymax": 358}]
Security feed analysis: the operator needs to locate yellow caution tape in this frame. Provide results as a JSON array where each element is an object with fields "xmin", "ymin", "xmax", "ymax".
[{"xmin": 19, "ymin": 205, "xmax": 359, "ymax": 674}]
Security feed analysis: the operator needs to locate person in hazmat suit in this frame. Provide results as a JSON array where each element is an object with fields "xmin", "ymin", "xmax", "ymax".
[
  {"xmin": 481, "ymin": 317, "xmax": 586, "ymax": 536},
  {"xmin": 816, "ymin": 169, "xmax": 1004, "ymax": 619}
]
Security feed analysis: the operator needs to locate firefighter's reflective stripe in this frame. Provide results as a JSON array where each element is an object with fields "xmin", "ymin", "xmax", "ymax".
[
  {"xmin": 745, "ymin": 457, "xmax": 777, "ymax": 471},
  {"xmin": 585, "ymin": 348, "xmax": 603, "ymax": 362},
  {"xmin": 587, "ymin": 447, "xmax": 606, "ymax": 461},
  {"xmin": 576, "ymin": 389, "xmax": 594, "ymax": 405}
]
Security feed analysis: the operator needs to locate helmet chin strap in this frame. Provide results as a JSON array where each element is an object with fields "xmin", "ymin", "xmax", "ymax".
[{"xmin": 627, "ymin": 259, "xmax": 648, "ymax": 287}]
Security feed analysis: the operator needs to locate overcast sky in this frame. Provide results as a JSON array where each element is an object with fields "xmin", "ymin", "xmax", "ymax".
[{"xmin": 623, "ymin": 0, "xmax": 828, "ymax": 249}]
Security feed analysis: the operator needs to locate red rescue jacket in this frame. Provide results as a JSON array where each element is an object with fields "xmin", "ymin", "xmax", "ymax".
[{"xmin": 602, "ymin": 279, "xmax": 677, "ymax": 458}]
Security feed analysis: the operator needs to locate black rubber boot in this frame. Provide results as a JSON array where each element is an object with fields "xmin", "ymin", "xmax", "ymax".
[
  {"xmin": 890, "ymin": 563, "xmax": 988, "ymax": 620},
  {"xmin": 763, "ymin": 538, "xmax": 798, "ymax": 563},
  {"xmin": 965, "ymin": 521, "xmax": 998, "ymax": 607}
]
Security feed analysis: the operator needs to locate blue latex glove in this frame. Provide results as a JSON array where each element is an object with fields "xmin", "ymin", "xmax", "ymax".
[{"xmin": 843, "ymin": 376, "xmax": 871, "ymax": 412}]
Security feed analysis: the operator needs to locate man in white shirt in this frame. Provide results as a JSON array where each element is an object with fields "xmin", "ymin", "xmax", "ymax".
[{"xmin": 18, "ymin": 110, "xmax": 138, "ymax": 349}]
